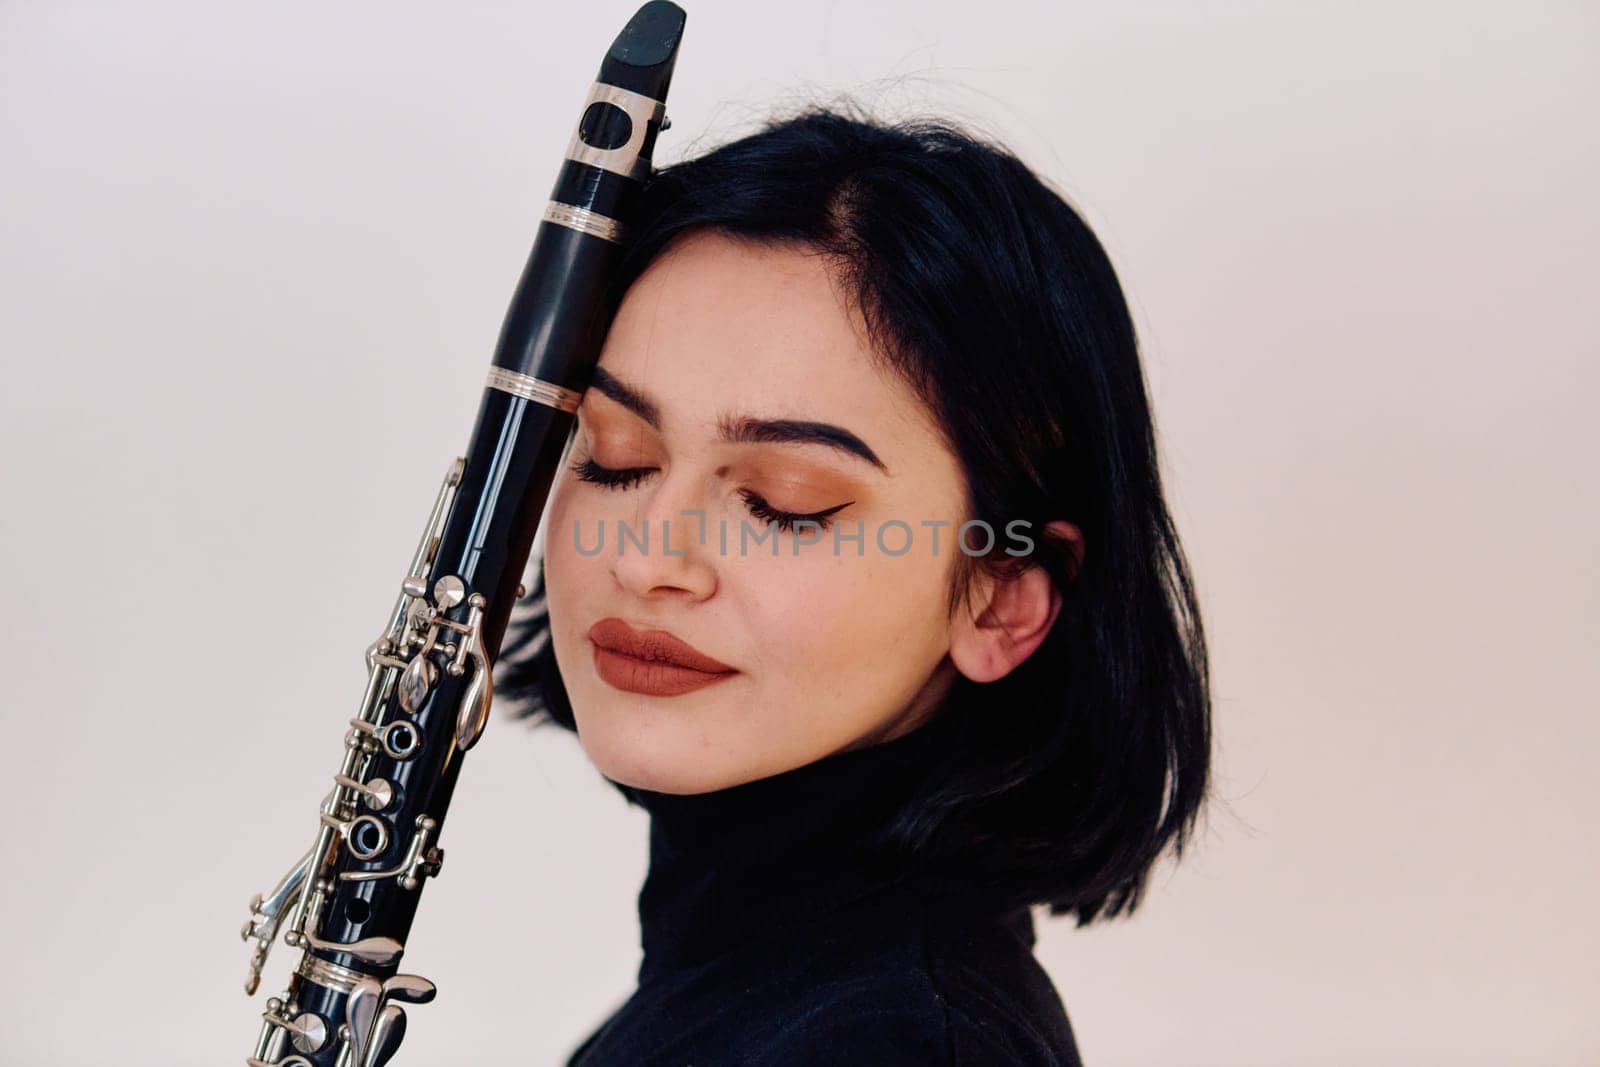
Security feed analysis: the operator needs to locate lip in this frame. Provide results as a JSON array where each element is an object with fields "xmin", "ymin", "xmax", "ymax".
[{"xmin": 587, "ymin": 617, "xmax": 737, "ymax": 697}]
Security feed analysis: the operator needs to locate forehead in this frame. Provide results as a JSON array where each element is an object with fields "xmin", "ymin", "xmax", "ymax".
[{"xmin": 595, "ymin": 229, "xmax": 933, "ymax": 442}]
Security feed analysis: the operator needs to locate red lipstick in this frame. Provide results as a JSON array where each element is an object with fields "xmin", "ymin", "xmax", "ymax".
[{"xmin": 587, "ymin": 617, "xmax": 737, "ymax": 697}]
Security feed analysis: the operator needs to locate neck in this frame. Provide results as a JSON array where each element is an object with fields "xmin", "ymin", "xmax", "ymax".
[{"xmin": 616, "ymin": 714, "xmax": 1013, "ymax": 983}]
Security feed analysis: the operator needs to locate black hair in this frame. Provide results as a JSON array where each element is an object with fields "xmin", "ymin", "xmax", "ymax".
[{"xmin": 497, "ymin": 100, "xmax": 1212, "ymax": 926}]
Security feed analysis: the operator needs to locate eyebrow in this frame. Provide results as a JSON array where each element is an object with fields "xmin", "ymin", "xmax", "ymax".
[{"xmin": 586, "ymin": 365, "xmax": 889, "ymax": 473}]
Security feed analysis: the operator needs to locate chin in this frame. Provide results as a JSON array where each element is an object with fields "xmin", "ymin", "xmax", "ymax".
[
  {"xmin": 589, "ymin": 751, "xmax": 739, "ymax": 796},
  {"xmin": 573, "ymin": 709, "xmax": 735, "ymax": 796}
]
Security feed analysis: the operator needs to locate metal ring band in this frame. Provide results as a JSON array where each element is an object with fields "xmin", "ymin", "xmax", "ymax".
[
  {"xmin": 347, "ymin": 815, "xmax": 389, "ymax": 861},
  {"xmin": 565, "ymin": 81, "xmax": 665, "ymax": 181},
  {"xmin": 297, "ymin": 955, "xmax": 368, "ymax": 995},
  {"xmin": 543, "ymin": 200, "xmax": 624, "ymax": 244},
  {"xmin": 485, "ymin": 367, "xmax": 583, "ymax": 413},
  {"xmin": 378, "ymin": 719, "xmax": 420, "ymax": 761}
]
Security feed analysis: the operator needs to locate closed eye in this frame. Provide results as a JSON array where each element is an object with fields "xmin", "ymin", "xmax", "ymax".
[
  {"xmin": 571, "ymin": 456, "xmax": 651, "ymax": 491},
  {"xmin": 570, "ymin": 458, "xmax": 853, "ymax": 533},
  {"xmin": 738, "ymin": 490, "xmax": 853, "ymax": 534}
]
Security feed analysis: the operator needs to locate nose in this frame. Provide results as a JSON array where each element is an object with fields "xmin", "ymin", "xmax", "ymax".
[{"xmin": 610, "ymin": 476, "xmax": 716, "ymax": 602}]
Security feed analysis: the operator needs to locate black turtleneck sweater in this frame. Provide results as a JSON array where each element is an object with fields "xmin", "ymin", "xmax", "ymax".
[{"xmin": 564, "ymin": 717, "xmax": 1084, "ymax": 1065}]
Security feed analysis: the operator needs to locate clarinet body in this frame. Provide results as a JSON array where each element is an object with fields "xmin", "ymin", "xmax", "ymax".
[{"xmin": 238, "ymin": 7, "xmax": 687, "ymax": 1064}]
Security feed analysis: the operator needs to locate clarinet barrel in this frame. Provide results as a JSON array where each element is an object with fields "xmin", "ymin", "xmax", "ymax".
[{"xmin": 238, "ymin": 6, "xmax": 687, "ymax": 1064}]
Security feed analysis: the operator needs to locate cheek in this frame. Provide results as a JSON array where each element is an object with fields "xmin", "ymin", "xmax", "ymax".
[
  {"xmin": 737, "ymin": 548, "xmax": 952, "ymax": 685},
  {"xmin": 543, "ymin": 479, "xmax": 575, "ymax": 578},
  {"xmin": 542, "ymin": 478, "xmax": 603, "ymax": 622}
]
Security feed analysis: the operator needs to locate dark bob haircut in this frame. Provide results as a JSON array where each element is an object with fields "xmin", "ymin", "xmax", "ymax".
[{"xmin": 498, "ymin": 101, "xmax": 1212, "ymax": 926}]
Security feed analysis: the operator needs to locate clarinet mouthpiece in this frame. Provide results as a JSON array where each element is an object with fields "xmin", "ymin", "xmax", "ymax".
[{"xmin": 601, "ymin": 1, "xmax": 688, "ymax": 100}]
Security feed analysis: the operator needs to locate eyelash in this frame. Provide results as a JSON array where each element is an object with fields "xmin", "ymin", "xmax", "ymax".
[{"xmin": 569, "ymin": 457, "xmax": 851, "ymax": 533}]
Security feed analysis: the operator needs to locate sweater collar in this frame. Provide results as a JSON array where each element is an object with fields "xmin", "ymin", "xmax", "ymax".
[{"xmin": 614, "ymin": 713, "xmax": 1012, "ymax": 984}]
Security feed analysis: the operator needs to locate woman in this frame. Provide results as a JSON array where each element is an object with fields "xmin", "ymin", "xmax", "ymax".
[{"xmin": 498, "ymin": 101, "xmax": 1212, "ymax": 1065}]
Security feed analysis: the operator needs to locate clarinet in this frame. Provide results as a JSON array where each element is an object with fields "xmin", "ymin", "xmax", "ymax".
[{"xmin": 237, "ymin": 6, "xmax": 687, "ymax": 1064}]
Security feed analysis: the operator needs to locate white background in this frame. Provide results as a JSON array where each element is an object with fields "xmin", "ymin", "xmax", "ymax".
[{"xmin": 2, "ymin": 2, "xmax": 1596, "ymax": 1064}]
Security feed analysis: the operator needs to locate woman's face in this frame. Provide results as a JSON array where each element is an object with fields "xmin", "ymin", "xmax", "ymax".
[{"xmin": 543, "ymin": 228, "xmax": 972, "ymax": 794}]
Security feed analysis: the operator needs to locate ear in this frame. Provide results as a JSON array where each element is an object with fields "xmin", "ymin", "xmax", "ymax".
[{"xmin": 948, "ymin": 520, "xmax": 1082, "ymax": 684}]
